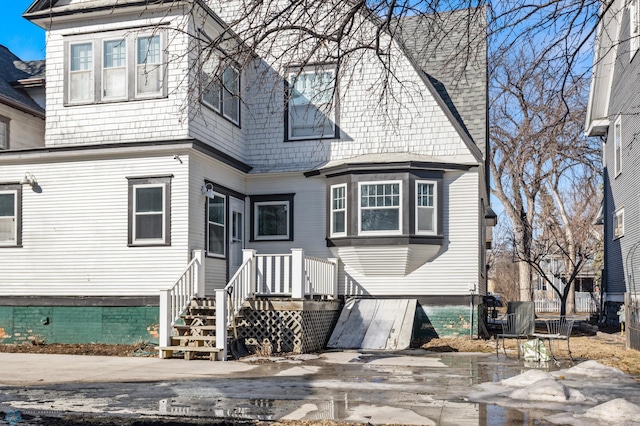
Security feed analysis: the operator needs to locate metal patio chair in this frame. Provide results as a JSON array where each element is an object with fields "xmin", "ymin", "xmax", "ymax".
[
  {"xmin": 535, "ymin": 318, "xmax": 575, "ymax": 362},
  {"xmin": 496, "ymin": 313, "xmax": 529, "ymax": 359}
]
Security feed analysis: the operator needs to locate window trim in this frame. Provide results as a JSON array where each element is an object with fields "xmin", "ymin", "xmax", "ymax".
[
  {"xmin": 102, "ymin": 37, "xmax": 128, "ymax": 101},
  {"xmin": 206, "ymin": 190, "xmax": 227, "ymax": 258},
  {"xmin": 0, "ymin": 185, "xmax": 21, "ymax": 247},
  {"xmin": 286, "ymin": 67, "xmax": 338, "ymax": 141},
  {"xmin": 128, "ymin": 176, "xmax": 171, "ymax": 247},
  {"xmin": 330, "ymin": 183, "xmax": 347, "ymax": 238},
  {"xmin": 135, "ymin": 33, "xmax": 163, "ymax": 98},
  {"xmin": 358, "ymin": 180, "xmax": 402, "ymax": 236},
  {"xmin": 221, "ymin": 65, "xmax": 240, "ymax": 125},
  {"xmin": 614, "ymin": 116, "xmax": 622, "ymax": 177},
  {"xmin": 68, "ymin": 41, "xmax": 95, "ymax": 104},
  {"xmin": 0, "ymin": 116, "xmax": 9, "ymax": 150},
  {"xmin": 415, "ymin": 180, "xmax": 438, "ymax": 236},
  {"xmin": 250, "ymin": 194, "xmax": 294, "ymax": 242},
  {"xmin": 614, "ymin": 208, "xmax": 624, "ymax": 239},
  {"xmin": 199, "ymin": 45, "xmax": 242, "ymax": 127}
]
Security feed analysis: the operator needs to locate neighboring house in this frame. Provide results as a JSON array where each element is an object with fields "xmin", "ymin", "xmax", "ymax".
[
  {"xmin": 0, "ymin": 0, "xmax": 490, "ymax": 347},
  {"xmin": 0, "ymin": 45, "xmax": 45, "ymax": 151},
  {"xmin": 586, "ymin": 0, "xmax": 640, "ymax": 324}
]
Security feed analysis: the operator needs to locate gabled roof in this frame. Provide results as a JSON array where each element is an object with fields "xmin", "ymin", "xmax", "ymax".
[
  {"xmin": 395, "ymin": 8, "xmax": 487, "ymax": 160},
  {"xmin": 0, "ymin": 45, "xmax": 45, "ymax": 117}
]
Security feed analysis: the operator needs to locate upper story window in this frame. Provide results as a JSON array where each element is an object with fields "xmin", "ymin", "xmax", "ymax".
[
  {"xmin": 0, "ymin": 184, "xmax": 21, "ymax": 247},
  {"xmin": 614, "ymin": 208, "xmax": 624, "ymax": 239},
  {"xmin": 128, "ymin": 176, "xmax": 171, "ymax": 246},
  {"xmin": 614, "ymin": 116, "xmax": 622, "ymax": 177},
  {"xmin": 65, "ymin": 30, "xmax": 166, "ymax": 105},
  {"xmin": 137, "ymin": 35, "xmax": 163, "ymax": 96},
  {"xmin": 69, "ymin": 42, "xmax": 94, "ymax": 103},
  {"xmin": 359, "ymin": 182, "xmax": 402, "ymax": 235},
  {"xmin": 0, "ymin": 116, "xmax": 9, "ymax": 150},
  {"xmin": 103, "ymin": 39, "xmax": 127, "ymax": 100},
  {"xmin": 632, "ymin": 0, "xmax": 640, "ymax": 55},
  {"xmin": 416, "ymin": 181, "xmax": 437, "ymax": 234},
  {"xmin": 201, "ymin": 52, "xmax": 241, "ymax": 126},
  {"xmin": 287, "ymin": 68, "xmax": 337, "ymax": 140}
]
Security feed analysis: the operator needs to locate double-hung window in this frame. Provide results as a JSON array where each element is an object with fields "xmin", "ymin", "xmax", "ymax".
[
  {"xmin": 69, "ymin": 42, "xmax": 94, "ymax": 103},
  {"xmin": 614, "ymin": 116, "xmax": 622, "ymax": 176},
  {"xmin": 416, "ymin": 181, "xmax": 437, "ymax": 234},
  {"xmin": 330, "ymin": 184, "xmax": 347, "ymax": 237},
  {"xmin": 136, "ymin": 35, "xmax": 162, "ymax": 96},
  {"xmin": 0, "ymin": 116, "xmax": 9, "ymax": 150},
  {"xmin": 614, "ymin": 208, "xmax": 625, "ymax": 239},
  {"xmin": 251, "ymin": 194, "xmax": 294, "ymax": 241},
  {"xmin": 288, "ymin": 68, "xmax": 336, "ymax": 140},
  {"xmin": 0, "ymin": 187, "xmax": 19, "ymax": 246},
  {"xmin": 359, "ymin": 182, "xmax": 401, "ymax": 235},
  {"xmin": 200, "ymin": 50, "xmax": 241, "ymax": 125},
  {"xmin": 128, "ymin": 177, "xmax": 171, "ymax": 246},
  {"xmin": 103, "ymin": 39, "xmax": 127, "ymax": 100},
  {"xmin": 207, "ymin": 192, "xmax": 226, "ymax": 257}
]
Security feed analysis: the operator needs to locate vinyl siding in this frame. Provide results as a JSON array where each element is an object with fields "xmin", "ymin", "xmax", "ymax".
[
  {"xmin": 340, "ymin": 170, "xmax": 480, "ymax": 296},
  {"xmin": 0, "ymin": 154, "xmax": 190, "ymax": 296},
  {"xmin": 603, "ymin": 1, "xmax": 640, "ymax": 297},
  {"xmin": 0, "ymin": 104, "xmax": 44, "ymax": 150}
]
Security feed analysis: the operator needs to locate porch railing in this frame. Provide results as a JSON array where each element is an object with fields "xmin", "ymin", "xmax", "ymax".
[
  {"xmin": 534, "ymin": 291, "xmax": 600, "ymax": 313},
  {"xmin": 159, "ymin": 250, "xmax": 205, "ymax": 348}
]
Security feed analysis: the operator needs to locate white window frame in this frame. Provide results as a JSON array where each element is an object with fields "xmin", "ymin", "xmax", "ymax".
[
  {"xmin": 102, "ymin": 38, "xmax": 127, "ymax": 101},
  {"xmin": 287, "ymin": 68, "xmax": 336, "ymax": 140},
  {"xmin": 201, "ymin": 53, "xmax": 221, "ymax": 113},
  {"xmin": 132, "ymin": 183, "xmax": 167, "ymax": 245},
  {"xmin": 254, "ymin": 200, "xmax": 290, "ymax": 241},
  {"xmin": 614, "ymin": 208, "xmax": 625, "ymax": 239},
  {"xmin": 221, "ymin": 66, "xmax": 240, "ymax": 125},
  {"xmin": 206, "ymin": 191, "xmax": 226, "ymax": 258},
  {"xmin": 415, "ymin": 180, "xmax": 437, "ymax": 235},
  {"xmin": 68, "ymin": 41, "xmax": 94, "ymax": 103},
  {"xmin": 358, "ymin": 181, "xmax": 402, "ymax": 236},
  {"xmin": 136, "ymin": 34, "xmax": 163, "ymax": 98},
  {"xmin": 0, "ymin": 116, "xmax": 9, "ymax": 150},
  {"xmin": 614, "ymin": 116, "xmax": 622, "ymax": 177},
  {"xmin": 0, "ymin": 190, "xmax": 18, "ymax": 246},
  {"xmin": 330, "ymin": 184, "xmax": 347, "ymax": 237}
]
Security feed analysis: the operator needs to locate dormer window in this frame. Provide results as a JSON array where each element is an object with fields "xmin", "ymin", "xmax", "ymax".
[
  {"xmin": 65, "ymin": 30, "xmax": 166, "ymax": 105},
  {"xmin": 287, "ymin": 67, "xmax": 338, "ymax": 141}
]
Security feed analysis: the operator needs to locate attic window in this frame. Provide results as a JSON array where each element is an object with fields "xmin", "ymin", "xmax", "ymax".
[{"xmin": 287, "ymin": 67, "xmax": 337, "ymax": 141}]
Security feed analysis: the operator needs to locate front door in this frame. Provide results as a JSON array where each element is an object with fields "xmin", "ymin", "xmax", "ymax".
[{"xmin": 229, "ymin": 197, "xmax": 244, "ymax": 278}]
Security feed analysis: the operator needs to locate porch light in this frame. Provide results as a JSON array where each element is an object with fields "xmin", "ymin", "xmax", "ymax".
[
  {"xmin": 201, "ymin": 182, "xmax": 215, "ymax": 198},
  {"xmin": 20, "ymin": 172, "xmax": 37, "ymax": 187}
]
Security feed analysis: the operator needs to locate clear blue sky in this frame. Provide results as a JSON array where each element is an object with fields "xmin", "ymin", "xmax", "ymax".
[{"xmin": 1, "ymin": 1, "xmax": 46, "ymax": 60}]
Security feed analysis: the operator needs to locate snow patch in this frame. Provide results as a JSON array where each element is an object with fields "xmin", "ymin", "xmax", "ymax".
[
  {"xmin": 500, "ymin": 369, "xmax": 554, "ymax": 387},
  {"xmin": 558, "ymin": 360, "xmax": 627, "ymax": 378},
  {"xmin": 583, "ymin": 398, "xmax": 640, "ymax": 421},
  {"xmin": 508, "ymin": 378, "xmax": 587, "ymax": 402}
]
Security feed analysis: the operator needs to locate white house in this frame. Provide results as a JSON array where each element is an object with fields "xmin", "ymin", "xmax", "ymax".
[{"xmin": 0, "ymin": 0, "xmax": 490, "ymax": 350}]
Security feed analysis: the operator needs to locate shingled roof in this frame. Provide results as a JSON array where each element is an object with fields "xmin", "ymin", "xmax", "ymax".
[
  {"xmin": 0, "ymin": 45, "xmax": 45, "ymax": 116},
  {"xmin": 396, "ymin": 8, "xmax": 487, "ymax": 157}
]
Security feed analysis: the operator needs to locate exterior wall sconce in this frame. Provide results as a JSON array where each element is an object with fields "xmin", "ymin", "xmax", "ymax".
[
  {"xmin": 20, "ymin": 172, "xmax": 37, "ymax": 187},
  {"xmin": 201, "ymin": 182, "xmax": 215, "ymax": 198}
]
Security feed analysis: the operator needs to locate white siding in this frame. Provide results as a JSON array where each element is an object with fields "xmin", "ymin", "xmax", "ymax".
[
  {"xmin": 44, "ymin": 12, "xmax": 192, "ymax": 147},
  {"xmin": 340, "ymin": 170, "xmax": 481, "ymax": 296},
  {"xmin": 0, "ymin": 154, "xmax": 190, "ymax": 296},
  {"xmin": 0, "ymin": 104, "xmax": 44, "ymax": 150}
]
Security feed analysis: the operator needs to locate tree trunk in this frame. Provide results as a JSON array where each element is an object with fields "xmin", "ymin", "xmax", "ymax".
[
  {"xmin": 567, "ymin": 280, "xmax": 576, "ymax": 314},
  {"xmin": 518, "ymin": 261, "xmax": 532, "ymax": 301}
]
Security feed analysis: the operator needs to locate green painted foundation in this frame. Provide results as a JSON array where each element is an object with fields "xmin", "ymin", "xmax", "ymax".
[
  {"xmin": 0, "ymin": 306, "xmax": 159, "ymax": 345},
  {"xmin": 413, "ymin": 304, "xmax": 478, "ymax": 339}
]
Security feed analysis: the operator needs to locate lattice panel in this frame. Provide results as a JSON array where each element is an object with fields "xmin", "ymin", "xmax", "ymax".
[{"xmin": 238, "ymin": 308, "xmax": 340, "ymax": 354}]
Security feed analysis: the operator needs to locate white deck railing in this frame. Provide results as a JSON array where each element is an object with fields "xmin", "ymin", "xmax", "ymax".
[
  {"xmin": 159, "ymin": 250, "xmax": 205, "ymax": 349},
  {"xmin": 305, "ymin": 255, "xmax": 339, "ymax": 299}
]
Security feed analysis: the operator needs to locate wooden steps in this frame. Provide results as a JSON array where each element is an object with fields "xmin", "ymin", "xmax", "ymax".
[{"xmin": 158, "ymin": 297, "xmax": 228, "ymax": 361}]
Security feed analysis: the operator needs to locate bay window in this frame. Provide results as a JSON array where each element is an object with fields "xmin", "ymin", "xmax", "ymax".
[
  {"xmin": 359, "ymin": 182, "xmax": 401, "ymax": 234},
  {"xmin": 330, "ymin": 184, "xmax": 347, "ymax": 237},
  {"xmin": 416, "ymin": 181, "xmax": 437, "ymax": 234}
]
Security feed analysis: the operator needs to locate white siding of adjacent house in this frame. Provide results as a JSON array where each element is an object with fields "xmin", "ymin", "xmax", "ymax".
[
  {"xmin": 0, "ymin": 104, "xmax": 44, "ymax": 150},
  {"xmin": 0, "ymin": 154, "xmax": 190, "ymax": 296},
  {"xmin": 340, "ymin": 170, "xmax": 480, "ymax": 296}
]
